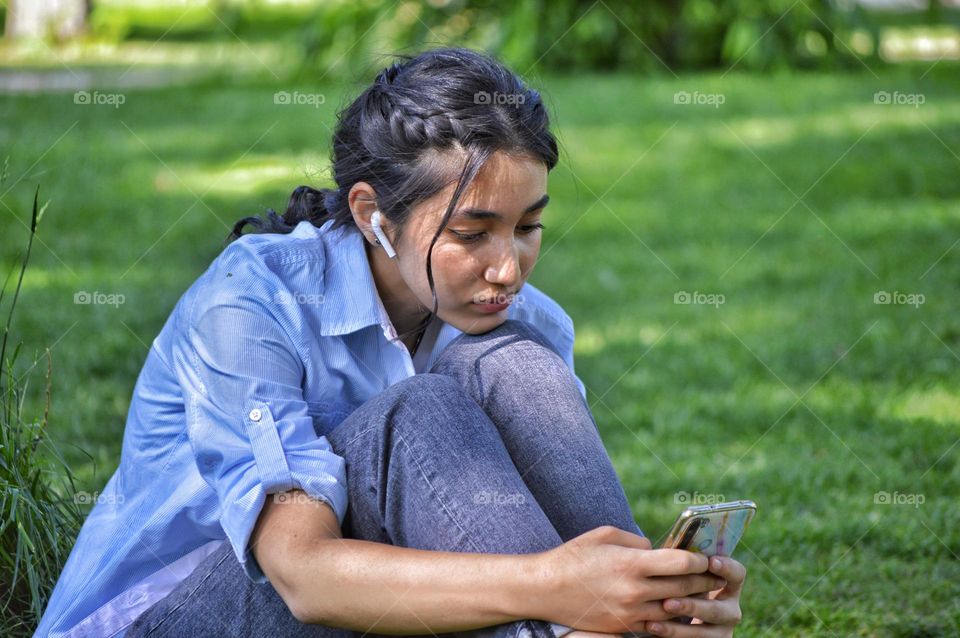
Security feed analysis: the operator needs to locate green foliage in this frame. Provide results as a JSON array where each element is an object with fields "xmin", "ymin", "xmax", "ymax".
[
  {"xmin": 292, "ymin": 0, "xmax": 888, "ymax": 76},
  {"xmin": 80, "ymin": 0, "xmax": 936, "ymax": 76},
  {"xmin": 0, "ymin": 167, "xmax": 83, "ymax": 638}
]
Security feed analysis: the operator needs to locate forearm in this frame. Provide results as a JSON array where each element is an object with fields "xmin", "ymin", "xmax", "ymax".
[{"xmin": 287, "ymin": 537, "xmax": 551, "ymax": 633}]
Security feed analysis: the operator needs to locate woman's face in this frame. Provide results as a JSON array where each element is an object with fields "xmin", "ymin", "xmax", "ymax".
[{"xmin": 394, "ymin": 151, "xmax": 549, "ymax": 335}]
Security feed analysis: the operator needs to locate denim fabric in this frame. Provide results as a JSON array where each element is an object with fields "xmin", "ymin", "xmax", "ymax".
[{"xmin": 125, "ymin": 319, "xmax": 644, "ymax": 638}]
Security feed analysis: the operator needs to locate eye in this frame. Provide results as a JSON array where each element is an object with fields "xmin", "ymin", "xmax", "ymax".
[
  {"xmin": 518, "ymin": 223, "xmax": 545, "ymax": 234},
  {"xmin": 449, "ymin": 229, "xmax": 485, "ymax": 243},
  {"xmin": 449, "ymin": 222, "xmax": 545, "ymax": 244}
]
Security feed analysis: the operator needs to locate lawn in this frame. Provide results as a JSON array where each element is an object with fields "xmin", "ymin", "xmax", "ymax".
[{"xmin": 1, "ymin": 65, "xmax": 958, "ymax": 636}]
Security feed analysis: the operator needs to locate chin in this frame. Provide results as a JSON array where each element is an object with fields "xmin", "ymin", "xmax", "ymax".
[{"xmin": 451, "ymin": 310, "xmax": 508, "ymax": 335}]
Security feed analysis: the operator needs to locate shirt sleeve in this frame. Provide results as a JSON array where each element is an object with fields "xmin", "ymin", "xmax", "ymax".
[
  {"xmin": 559, "ymin": 318, "xmax": 587, "ymax": 401},
  {"xmin": 170, "ymin": 253, "xmax": 349, "ymax": 583}
]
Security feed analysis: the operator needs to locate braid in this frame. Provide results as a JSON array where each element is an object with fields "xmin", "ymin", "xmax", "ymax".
[
  {"xmin": 373, "ymin": 88, "xmax": 471, "ymax": 148},
  {"xmin": 389, "ymin": 107, "xmax": 470, "ymax": 147},
  {"xmin": 370, "ymin": 60, "xmax": 477, "ymax": 147}
]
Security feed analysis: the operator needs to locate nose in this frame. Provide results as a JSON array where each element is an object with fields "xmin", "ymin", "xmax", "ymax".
[{"xmin": 484, "ymin": 240, "xmax": 521, "ymax": 288}]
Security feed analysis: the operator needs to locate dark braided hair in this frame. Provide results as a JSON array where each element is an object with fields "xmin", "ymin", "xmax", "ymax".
[{"xmin": 228, "ymin": 47, "xmax": 559, "ymax": 342}]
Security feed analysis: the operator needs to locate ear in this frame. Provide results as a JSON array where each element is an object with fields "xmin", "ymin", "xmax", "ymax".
[{"xmin": 347, "ymin": 182, "xmax": 385, "ymax": 246}]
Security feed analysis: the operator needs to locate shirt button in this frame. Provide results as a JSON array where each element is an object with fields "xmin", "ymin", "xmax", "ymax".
[{"xmin": 248, "ymin": 408, "xmax": 262, "ymax": 422}]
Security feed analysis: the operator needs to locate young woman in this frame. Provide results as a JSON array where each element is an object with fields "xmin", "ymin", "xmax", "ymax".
[{"xmin": 36, "ymin": 48, "xmax": 746, "ymax": 638}]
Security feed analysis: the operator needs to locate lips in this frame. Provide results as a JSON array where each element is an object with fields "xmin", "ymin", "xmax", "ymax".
[
  {"xmin": 472, "ymin": 291, "xmax": 517, "ymax": 313},
  {"xmin": 473, "ymin": 297, "xmax": 511, "ymax": 305},
  {"xmin": 473, "ymin": 291, "xmax": 518, "ymax": 305},
  {"xmin": 473, "ymin": 301, "xmax": 510, "ymax": 313}
]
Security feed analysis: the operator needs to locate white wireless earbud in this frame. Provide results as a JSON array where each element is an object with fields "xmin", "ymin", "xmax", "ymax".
[{"xmin": 370, "ymin": 211, "xmax": 397, "ymax": 259}]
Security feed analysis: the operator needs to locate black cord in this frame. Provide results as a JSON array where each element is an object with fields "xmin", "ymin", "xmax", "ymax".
[{"xmin": 409, "ymin": 315, "xmax": 430, "ymax": 356}]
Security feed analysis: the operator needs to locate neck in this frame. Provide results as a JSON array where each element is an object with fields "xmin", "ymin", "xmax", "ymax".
[{"xmin": 365, "ymin": 239, "xmax": 431, "ymax": 340}]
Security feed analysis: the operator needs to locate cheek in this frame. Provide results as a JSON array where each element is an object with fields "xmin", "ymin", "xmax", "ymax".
[
  {"xmin": 395, "ymin": 250, "xmax": 435, "ymax": 301},
  {"xmin": 432, "ymin": 246, "xmax": 482, "ymax": 292},
  {"xmin": 402, "ymin": 244, "xmax": 478, "ymax": 303},
  {"xmin": 519, "ymin": 236, "xmax": 541, "ymax": 275}
]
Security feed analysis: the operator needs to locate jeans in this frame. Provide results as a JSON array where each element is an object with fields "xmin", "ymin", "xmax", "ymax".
[{"xmin": 126, "ymin": 319, "xmax": 645, "ymax": 638}]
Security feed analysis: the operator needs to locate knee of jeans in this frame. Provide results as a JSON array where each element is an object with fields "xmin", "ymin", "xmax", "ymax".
[
  {"xmin": 431, "ymin": 319, "xmax": 565, "ymax": 377},
  {"xmin": 377, "ymin": 373, "xmax": 495, "ymax": 441},
  {"xmin": 392, "ymin": 370, "xmax": 461, "ymax": 394},
  {"xmin": 332, "ymin": 374, "xmax": 468, "ymax": 450},
  {"xmin": 383, "ymin": 373, "xmax": 474, "ymax": 417},
  {"xmin": 480, "ymin": 319, "xmax": 559, "ymax": 353}
]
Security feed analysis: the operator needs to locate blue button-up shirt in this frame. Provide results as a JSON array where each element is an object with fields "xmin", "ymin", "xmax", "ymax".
[{"xmin": 35, "ymin": 219, "xmax": 585, "ymax": 638}]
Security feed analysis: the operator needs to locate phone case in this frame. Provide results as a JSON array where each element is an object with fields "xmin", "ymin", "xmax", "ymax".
[{"xmin": 661, "ymin": 500, "xmax": 757, "ymax": 557}]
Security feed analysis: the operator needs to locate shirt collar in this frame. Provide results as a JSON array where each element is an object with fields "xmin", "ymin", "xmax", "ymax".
[{"xmin": 317, "ymin": 220, "xmax": 393, "ymax": 337}]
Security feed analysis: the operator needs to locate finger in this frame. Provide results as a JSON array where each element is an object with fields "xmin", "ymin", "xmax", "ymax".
[
  {"xmin": 643, "ymin": 619, "xmax": 729, "ymax": 637},
  {"xmin": 707, "ymin": 556, "xmax": 746, "ymax": 583},
  {"xmin": 646, "ymin": 574, "xmax": 727, "ymax": 600},
  {"xmin": 662, "ymin": 595, "xmax": 742, "ymax": 626},
  {"xmin": 707, "ymin": 556, "xmax": 746, "ymax": 597},
  {"xmin": 629, "ymin": 600, "xmax": 695, "ymax": 623},
  {"xmin": 602, "ymin": 525, "xmax": 653, "ymax": 550},
  {"xmin": 635, "ymin": 549, "xmax": 710, "ymax": 576}
]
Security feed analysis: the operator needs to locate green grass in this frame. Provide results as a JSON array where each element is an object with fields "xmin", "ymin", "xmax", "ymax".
[
  {"xmin": 1, "ymin": 65, "xmax": 958, "ymax": 636},
  {"xmin": 0, "ymin": 183, "xmax": 84, "ymax": 637}
]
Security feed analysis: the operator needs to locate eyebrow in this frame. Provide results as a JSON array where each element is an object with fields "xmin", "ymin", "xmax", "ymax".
[{"xmin": 451, "ymin": 194, "xmax": 550, "ymax": 221}]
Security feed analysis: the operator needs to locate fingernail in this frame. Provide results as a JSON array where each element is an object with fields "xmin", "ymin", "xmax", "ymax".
[
  {"xmin": 648, "ymin": 623, "xmax": 664, "ymax": 634},
  {"xmin": 664, "ymin": 598, "xmax": 682, "ymax": 612},
  {"xmin": 711, "ymin": 556, "xmax": 724, "ymax": 570}
]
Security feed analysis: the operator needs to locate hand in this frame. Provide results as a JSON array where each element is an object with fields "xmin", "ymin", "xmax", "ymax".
[
  {"xmin": 641, "ymin": 555, "xmax": 746, "ymax": 637},
  {"xmin": 536, "ymin": 526, "xmax": 727, "ymax": 634}
]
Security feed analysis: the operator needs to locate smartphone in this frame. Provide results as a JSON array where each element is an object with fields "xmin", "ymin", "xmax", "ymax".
[
  {"xmin": 623, "ymin": 500, "xmax": 758, "ymax": 637},
  {"xmin": 660, "ymin": 499, "xmax": 757, "ymax": 556}
]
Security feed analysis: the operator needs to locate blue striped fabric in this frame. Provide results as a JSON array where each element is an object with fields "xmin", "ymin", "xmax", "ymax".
[{"xmin": 35, "ymin": 219, "xmax": 585, "ymax": 638}]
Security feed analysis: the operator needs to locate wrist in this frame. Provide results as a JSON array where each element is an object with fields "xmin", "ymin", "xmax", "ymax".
[{"xmin": 507, "ymin": 549, "xmax": 562, "ymax": 623}]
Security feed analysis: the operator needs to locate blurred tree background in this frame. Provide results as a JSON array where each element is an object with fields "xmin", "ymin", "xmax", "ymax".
[
  {"xmin": 1, "ymin": 1, "xmax": 959, "ymax": 637},
  {"xmin": 3, "ymin": 0, "xmax": 959, "ymax": 76}
]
